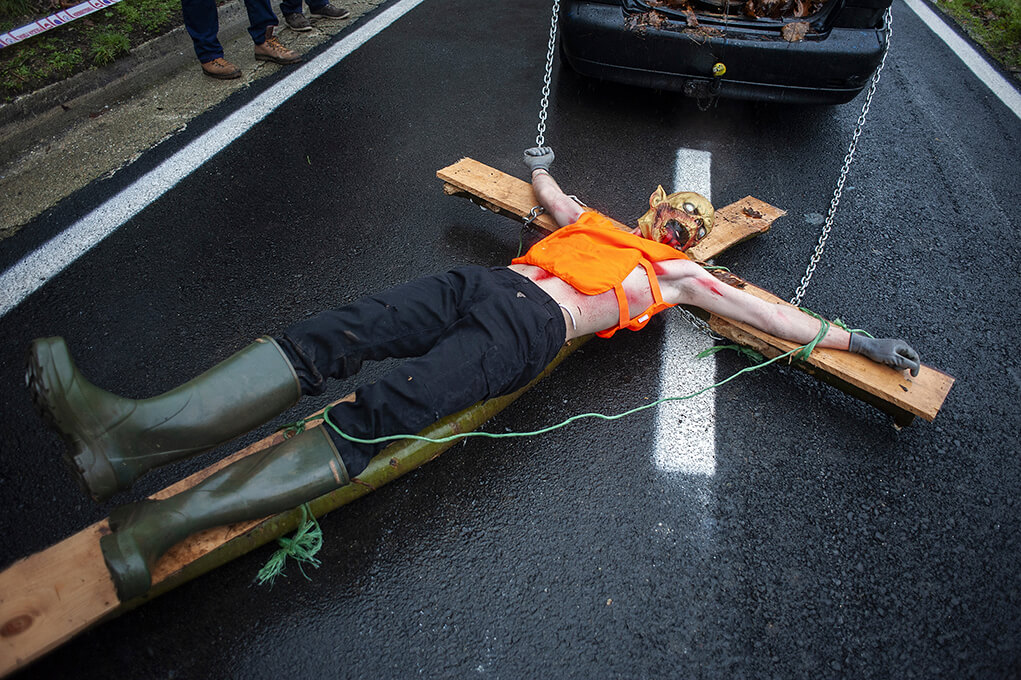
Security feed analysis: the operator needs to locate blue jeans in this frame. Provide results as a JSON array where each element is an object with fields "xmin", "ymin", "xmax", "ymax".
[
  {"xmin": 275, "ymin": 266, "xmax": 567, "ymax": 477},
  {"xmin": 181, "ymin": 0, "xmax": 278, "ymax": 63},
  {"xmin": 278, "ymin": 0, "xmax": 328, "ymax": 14}
]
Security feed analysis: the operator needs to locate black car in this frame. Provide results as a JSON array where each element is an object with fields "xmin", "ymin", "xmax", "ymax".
[{"xmin": 559, "ymin": 0, "xmax": 892, "ymax": 104}]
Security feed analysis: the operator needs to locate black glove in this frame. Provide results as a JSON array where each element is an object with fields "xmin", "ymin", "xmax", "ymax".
[
  {"xmin": 524, "ymin": 146, "xmax": 555, "ymax": 173},
  {"xmin": 848, "ymin": 334, "xmax": 921, "ymax": 377}
]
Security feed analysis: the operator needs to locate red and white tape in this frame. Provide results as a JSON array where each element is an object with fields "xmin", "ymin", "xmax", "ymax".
[{"xmin": 0, "ymin": 0, "xmax": 123, "ymax": 49}]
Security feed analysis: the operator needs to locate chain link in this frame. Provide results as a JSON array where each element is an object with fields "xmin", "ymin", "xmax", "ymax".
[
  {"xmin": 679, "ymin": 306, "xmax": 726, "ymax": 340},
  {"xmin": 523, "ymin": 205, "xmax": 546, "ymax": 227},
  {"xmin": 789, "ymin": 7, "xmax": 893, "ymax": 308},
  {"xmin": 535, "ymin": 0, "xmax": 561, "ymax": 148}
]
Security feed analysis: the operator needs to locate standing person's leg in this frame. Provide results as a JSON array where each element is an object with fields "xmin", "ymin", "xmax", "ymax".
[
  {"xmin": 244, "ymin": 0, "xmax": 277, "ymax": 43},
  {"xmin": 306, "ymin": 0, "xmax": 348, "ymax": 20},
  {"xmin": 181, "ymin": 0, "xmax": 221, "ymax": 60},
  {"xmin": 247, "ymin": 0, "xmax": 302, "ymax": 64},
  {"xmin": 181, "ymin": 0, "xmax": 241, "ymax": 78},
  {"xmin": 98, "ymin": 268, "xmax": 566, "ymax": 600},
  {"xmin": 278, "ymin": 0, "xmax": 303, "ymax": 16},
  {"xmin": 278, "ymin": 0, "xmax": 310, "ymax": 31}
]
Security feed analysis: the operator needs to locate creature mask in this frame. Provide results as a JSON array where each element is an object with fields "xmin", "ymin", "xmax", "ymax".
[{"xmin": 636, "ymin": 186, "xmax": 715, "ymax": 252}]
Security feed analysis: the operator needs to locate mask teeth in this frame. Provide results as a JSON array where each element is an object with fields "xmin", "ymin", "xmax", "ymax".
[{"xmin": 663, "ymin": 223, "xmax": 687, "ymax": 248}]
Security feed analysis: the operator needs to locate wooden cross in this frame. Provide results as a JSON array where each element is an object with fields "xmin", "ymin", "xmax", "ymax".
[
  {"xmin": 0, "ymin": 160, "xmax": 952, "ymax": 676},
  {"xmin": 438, "ymin": 157, "xmax": 954, "ymax": 428}
]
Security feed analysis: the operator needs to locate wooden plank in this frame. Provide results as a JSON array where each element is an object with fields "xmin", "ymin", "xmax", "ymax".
[
  {"xmin": 691, "ymin": 196, "xmax": 784, "ymax": 263},
  {"xmin": 439, "ymin": 158, "xmax": 560, "ymax": 234},
  {"xmin": 0, "ymin": 525, "xmax": 115, "ymax": 674},
  {"xmin": 704, "ymin": 273, "xmax": 954, "ymax": 423},
  {"xmin": 437, "ymin": 157, "xmax": 778, "ymax": 261},
  {"xmin": 438, "ymin": 157, "xmax": 954, "ymax": 425}
]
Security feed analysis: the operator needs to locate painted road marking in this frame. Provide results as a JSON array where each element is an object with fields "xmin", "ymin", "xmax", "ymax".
[
  {"xmin": 903, "ymin": 0, "xmax": 1021, "ymax": 120},
  {"xmin": 0, "ymin": 0, "xmax": 427, "ymax": 320},
  {"xmin": 653, "ymin": 148, "xmax": 716, "ymax": 476}
]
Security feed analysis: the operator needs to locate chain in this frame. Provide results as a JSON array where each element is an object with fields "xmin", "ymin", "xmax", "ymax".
[
  {"xmin": 679, "ymin": 306, "xmax": 726, "ymax": 340},
  {"xmin": 789, "ymin": 7, "xmax": 893, "ymax": 307},
  {"xmin": 523, "ymin": 205, "xmax": 546, "ymax": 227},
  {"xmin": 535, "ymin": 0, "xmax": 562, "ymax": 148}
]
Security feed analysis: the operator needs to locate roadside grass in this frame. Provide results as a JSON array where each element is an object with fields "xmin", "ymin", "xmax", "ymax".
[
  {"xmin": 0, "ymin": 0, "xmax": 178, "ymax": 101},
  {"xmin": 934, "ymin": 0, "xmax": 1021, "ymax": 78}
]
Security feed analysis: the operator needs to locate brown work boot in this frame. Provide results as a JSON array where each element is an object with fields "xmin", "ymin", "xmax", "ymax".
[
  {"xmin": 254, "ymin": 27, "xmax": 302, "ymax": 65},
  {"xmin": 200, "ymin": 57, "xmax": 242, "ymax": 79}
]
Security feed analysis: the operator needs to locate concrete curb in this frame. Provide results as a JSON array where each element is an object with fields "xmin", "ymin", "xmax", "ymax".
[{"xmin": 0, "ymin": 0, "xmax": 249, "ymax": 164}]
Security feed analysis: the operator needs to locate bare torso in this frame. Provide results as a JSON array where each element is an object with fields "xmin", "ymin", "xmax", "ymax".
[
  {"xmin": 508, "ymin": 262, "xmax": 686, "ymax": 341},
  {"xmin": 513, "ymin": 170, "xmax": 864, "ymax": 360}
]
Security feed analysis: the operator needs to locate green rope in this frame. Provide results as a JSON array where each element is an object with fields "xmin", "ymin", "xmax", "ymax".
[
  {"xmin": 832, "ymin": 317, "xmax": 874, "ymax": 338},
  {"xmin": 795, "ymin": 307, "xmax": 831, "ymax": 362},
  {"xmin": 278, "ymin": 420, "xmax": 307, "ymax": 438},
  {"xmin": 322, "ymin": 341, "xmax": 815, "ymax": 448},
  {"xmin": 255, "ymin": 503, "xmax": 323, "ymax": 587}
]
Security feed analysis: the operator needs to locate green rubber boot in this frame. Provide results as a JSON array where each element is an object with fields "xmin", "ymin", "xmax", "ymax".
[
  {"xmin": 26, "ymin": 336, "xmax": 302, "ymax": 502},
  {"xmin": 100, "ymin": 426, "xmax": 348, "ymax": 601}
]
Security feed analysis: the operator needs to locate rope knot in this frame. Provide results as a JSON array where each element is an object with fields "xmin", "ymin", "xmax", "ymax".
[{"xmin": 255, "ymin": 504, "xmax": 324, "ymax": 587}]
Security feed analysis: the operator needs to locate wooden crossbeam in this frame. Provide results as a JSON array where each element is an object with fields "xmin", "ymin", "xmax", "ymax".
[
  {"xmin": 0, "ymin": 164, "xmax": 774, "ymax": 676},
  {"xmin": 437, "ymin": 157, "xmax": 954, "ymax": 427},
  {"xmin": 705, "ymin": 273, "xmax": 953, "ymax": 425},
  {"xmin": 439, "ymin": 157, "xmax": 779, "ymax": 262}
]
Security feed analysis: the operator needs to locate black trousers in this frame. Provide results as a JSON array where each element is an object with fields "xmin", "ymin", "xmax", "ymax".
[{"xmin": 274, "ymin": 266, "xmax": 566, "ymax": 476}]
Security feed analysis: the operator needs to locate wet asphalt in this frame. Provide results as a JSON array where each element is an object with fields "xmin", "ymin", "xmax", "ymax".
[{"xmin": 0, "ymin": 0, "xmax": 1019, "ymax": 677}]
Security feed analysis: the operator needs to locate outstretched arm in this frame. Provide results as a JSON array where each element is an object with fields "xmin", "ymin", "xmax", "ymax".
[
  {"xmin": 523, "ymin": 147, "xmax": 585, "ymax": 228},
  {"xmin": 668, "ymin": 260, "xmax": 921, "ymax": 375}
]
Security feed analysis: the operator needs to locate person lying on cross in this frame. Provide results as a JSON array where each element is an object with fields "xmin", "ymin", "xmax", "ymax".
[{"xmin": 26, "ymin": 146, "xmax": 920, "ymax": 600}]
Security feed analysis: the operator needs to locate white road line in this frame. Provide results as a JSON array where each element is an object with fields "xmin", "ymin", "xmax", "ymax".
[
  {"xmin": 0, "ymin": 0, "xmax": 427, "ymax": 320},
  {"xmin": 653, "ymin": 148, "xmax": 716, "ymax": 476},
  {"xmin": 903, "ymin": 0, "xmax": 1021, "ymax": 120}
]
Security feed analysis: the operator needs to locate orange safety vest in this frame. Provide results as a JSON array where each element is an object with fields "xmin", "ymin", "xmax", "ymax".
[{"xmin": 511, "ymin": 211, "xmax": 689, "ymax": 338}]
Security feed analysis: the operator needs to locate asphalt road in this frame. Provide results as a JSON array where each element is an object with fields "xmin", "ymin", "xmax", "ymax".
[{"xmin": 1, "ymin": 0, "xmax": 1019, "ymax": 677}]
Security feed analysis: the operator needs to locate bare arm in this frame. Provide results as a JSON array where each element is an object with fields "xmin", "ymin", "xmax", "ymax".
[
  {"xmin": 523, "ymin": 147, "xmax": 585, "ymax": 228},
  {"xmin": 670, "ymin": 260, "xmax": 851, "ymax": 349},
  {"xmin": 664, "ymin": 260, "xmax": 921, "ymax": 374},
  {"xmin": 531, "ymin": 170, "xmax": 585, "ymax": 228}
]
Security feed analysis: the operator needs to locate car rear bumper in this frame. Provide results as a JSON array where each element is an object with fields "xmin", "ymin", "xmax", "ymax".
[{"xmin": 561, "ymin": 2, "xmax": 888, "ymax": 104}]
